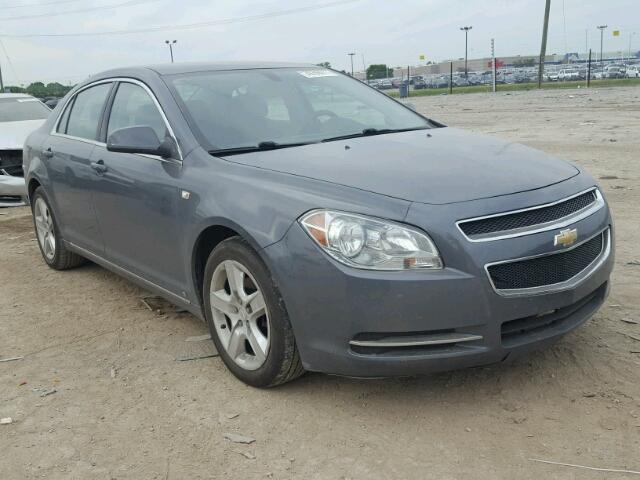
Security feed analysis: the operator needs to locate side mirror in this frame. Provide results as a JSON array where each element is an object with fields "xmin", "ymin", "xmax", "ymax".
[{"xmin": 107, "ymin": 126, "xmax": 178, "ymax": 160}]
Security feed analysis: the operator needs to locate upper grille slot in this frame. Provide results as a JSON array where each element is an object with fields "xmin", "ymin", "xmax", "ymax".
[
  {"xmin": 487, "ymin": 231, "xmax": 605, "ymax": 291},
  {"xmin": 459, "ymin": 190, "xmax": 598, "ymax": 239}
]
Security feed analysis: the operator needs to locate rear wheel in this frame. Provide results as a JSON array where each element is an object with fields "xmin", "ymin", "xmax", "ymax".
[
  {"xmin": 203, "ymin": 237, "xmax": 304, "ymax": 387},
  {"xmin": 31, "ymin": 187, "xmax": 85, "ymax": 270}
]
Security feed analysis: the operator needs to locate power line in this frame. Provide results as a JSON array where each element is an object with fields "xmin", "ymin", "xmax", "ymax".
[
  {"xmin": 0, "ymin": 0, "xmax": 158, "ymax": 21},
  {"xmin": 0, "ymin": 38, "xmax": 19, "ymax": 84},
  {"xmin": 0, "ymin": 0, "xmax": 83, "ymax": 10},
  {"xmin": 0, "ymin": 0, "xmax": 361, "ymax": 37}
]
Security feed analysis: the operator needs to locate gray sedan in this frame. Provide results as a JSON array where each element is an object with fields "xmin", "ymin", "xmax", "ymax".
[{"xmin": 24, "ymin": 62, "xmax": 613, "ymax": 387}]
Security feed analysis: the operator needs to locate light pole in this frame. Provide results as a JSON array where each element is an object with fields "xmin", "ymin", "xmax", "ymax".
[
  {"xmin": 165, "ymin": 40, "xmax": 177, "ymax": 63},
  {"xmin": 460, "ymin": 26, "xmax": 472, "ymax": 78},
  {"xmin": 630, "ymin": 32, "xmax": 637, "ymax": 61},
  {"xmin": 348, "ymin": 52, "xmax": 355, "ymax": 77},
  {"xmin": 538, "ymin": 0, "xmax": 551, "ymax": 88},
  {"xmin": 597, "ymin": 25, "xmax": 607, "ymax": 65}
]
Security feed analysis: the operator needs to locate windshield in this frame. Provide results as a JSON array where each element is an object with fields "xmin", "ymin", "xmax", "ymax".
[
  {"xmin": 167, "ymin": 68, "xmax": 432, "ymax": 152},
  {"xmin": 0, "ymin": 97, "xmax": 50, "ymax": 123}
]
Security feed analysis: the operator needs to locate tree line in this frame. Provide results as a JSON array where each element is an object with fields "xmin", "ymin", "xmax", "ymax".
[{"xmin": 5, "ymin": 82, "xmax": 74, "ymax": 98}]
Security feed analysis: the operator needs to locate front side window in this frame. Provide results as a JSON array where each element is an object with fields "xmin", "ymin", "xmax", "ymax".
[
  {"xmin": 167, "ymin": 68, "xmax": 431, "ymax": 151},
  {"xmin": 65, "ymin": 83, "xmax": 112, "ymax": 140},
  {"xmin": 0, "ymin": 97, "xmax": 50, "ymax": 123},
  {"xmin": 107, "ymin": 82, "xmax": 167, "ymax": 142}
]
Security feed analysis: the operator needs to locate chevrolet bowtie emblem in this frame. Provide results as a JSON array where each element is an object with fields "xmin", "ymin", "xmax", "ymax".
[{"xmin": 554, "ymin": 228, "xmax": 578, "ymax": 247}]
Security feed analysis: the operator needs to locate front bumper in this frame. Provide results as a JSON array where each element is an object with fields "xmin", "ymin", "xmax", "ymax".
[
  {"xmin": 262, "ymin": 188, "xmax": 614, "ymax": 377},
  {"xmin": 0, "ymin": 174, "xmax": 28, "ymax": 207}
]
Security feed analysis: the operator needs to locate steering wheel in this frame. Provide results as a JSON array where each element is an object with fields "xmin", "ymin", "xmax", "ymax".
[{"xmin": 313, "ymin": 109, "xmax": 338, "ymax": 122}]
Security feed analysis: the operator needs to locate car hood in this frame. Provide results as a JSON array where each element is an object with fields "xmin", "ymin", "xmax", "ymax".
[
  {"xmin": 223, "ymin": 127, "xmax": 579, "ymax": 204},
  {"xmin": 0, "ymin": 119, "xmax": 46, "ymax": 150}
]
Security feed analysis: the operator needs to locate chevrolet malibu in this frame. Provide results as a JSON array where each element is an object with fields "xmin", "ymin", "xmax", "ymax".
[{"xmin": 23, "ymin": 63, "xmax": 614, "ymax": 387}]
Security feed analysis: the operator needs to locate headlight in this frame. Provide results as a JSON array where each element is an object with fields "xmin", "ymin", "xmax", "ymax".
[{"xmin": 299, "ymin": 210, "xmax": 443, "ymax": 270}]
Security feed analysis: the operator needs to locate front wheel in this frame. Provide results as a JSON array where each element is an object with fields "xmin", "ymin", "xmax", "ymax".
[{"xmin": 202, "ymin": 237, "xmax": 304, "ymax": 387}]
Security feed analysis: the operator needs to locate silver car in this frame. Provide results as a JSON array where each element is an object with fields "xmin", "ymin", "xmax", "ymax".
[{"xmin": 0, "ymin": 93, "xmax": 50, "ymax": 207}]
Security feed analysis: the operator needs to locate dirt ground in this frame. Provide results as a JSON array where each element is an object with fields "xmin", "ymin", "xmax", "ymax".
[{"xmin": 1, "ymin": 86, "xmax": 639, "ymax": 480}]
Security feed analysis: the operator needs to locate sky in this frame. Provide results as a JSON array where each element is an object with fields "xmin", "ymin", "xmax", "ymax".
[{"xmin": 0, "ymin": 0, "xmax": 638, "ymax": 85}]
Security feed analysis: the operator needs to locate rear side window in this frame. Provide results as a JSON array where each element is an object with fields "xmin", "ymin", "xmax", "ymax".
[
  {"xmin": 107, "ymin": 82, "xmax": 167, "ymax": 142},
  {"xmin": 65, "ymin": 83, "xmax": 112, "ymax": 140},
  {"xmin": 56, "ymin": 99, "xmax": 73, "ymax": 133}
]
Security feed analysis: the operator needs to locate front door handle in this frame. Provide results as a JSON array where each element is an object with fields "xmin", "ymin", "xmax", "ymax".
[
  {"xmin": 90, "ymin": 159, "xmax": 108, "ymax": 174},
  {"xmin": 42, "ymin": 148, "xmax": 54, "ymax": 159}
]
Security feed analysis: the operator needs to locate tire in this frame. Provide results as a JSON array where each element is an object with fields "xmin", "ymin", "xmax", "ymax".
[
  {"xmin": 202, "ymin": 237, "xmax": 304, "ymax": 387},
  {"xmin": 31, "ymin": 186, "xmax": 86, "ymax": 270}
]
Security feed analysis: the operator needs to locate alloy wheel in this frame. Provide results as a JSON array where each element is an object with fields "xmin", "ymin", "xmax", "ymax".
[
  {"xmin": 34, "ymin": 197, "xmax": 56, "ymax": 261},
  {"xmin": 209, "ymin": 260, "xmax": 270, "ymax": 371}
]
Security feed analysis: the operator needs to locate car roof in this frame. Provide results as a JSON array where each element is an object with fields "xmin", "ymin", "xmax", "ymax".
[
  {"xmin": 91, "ymin": 61, "xmax": 317, "ymax": 80},
  {"xmin": 0, "ymin": 93, "xmax": 34, "ymax": 99}
]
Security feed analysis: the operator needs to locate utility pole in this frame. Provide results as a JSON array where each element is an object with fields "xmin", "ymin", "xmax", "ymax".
[
  {"xmin": 0, "ymin": 58, "xmax": 4, "ymax": 92},
  {"xmin": 630, "ymin": 32, "xmax": 636, "ymax": 61},
  {"xmin": 537, "ymin": 0, "xmax": 551, "ymax": 88},
  {"xmin": 348, "ymin": 52, "xmax": 355, "ymax": 77},
  {"xmin": 597, "ymin": 25, "xmax": 607, "ymax": 65},
  {"xmin": 491, "ymin": 38, "xmax": 496, "ymax": 93},
  {"xmin": 165, "ymin": 40, "xmax": 177, "ymax": 63},
  {"xmin": 460, "ymin": 26, "xmax": 472, "ymax": 78},
  {"xmin": 585, "ymin": 29, "xmax": 589, "ymax": 58}
]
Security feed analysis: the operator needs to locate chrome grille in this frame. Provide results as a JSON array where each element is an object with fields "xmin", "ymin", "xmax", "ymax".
[{"xmin": 458, "ymin": 189, "xmax": 601, "ymax": 241}]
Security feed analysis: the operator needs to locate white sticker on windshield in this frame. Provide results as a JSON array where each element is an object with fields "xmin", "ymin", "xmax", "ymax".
[{"xmin": 298, "ymin": 69, "xmax": 338, "ymax": 78}]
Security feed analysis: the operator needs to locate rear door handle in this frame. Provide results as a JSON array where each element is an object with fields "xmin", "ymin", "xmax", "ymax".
[
  {"xmin": 42, "ymin": 148, "xmax": 54, "ymax": 159},
  {"xmin": 90, "ymin": 159, "xmax": 108, "ymax": 174}
]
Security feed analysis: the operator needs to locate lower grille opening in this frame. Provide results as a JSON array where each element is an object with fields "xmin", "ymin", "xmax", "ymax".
[
  {"xmin": 0, "ymin": 195, "xmax": 24, "ymax": 204},
  {"xmin": 500, "ymin": 282, "xmax": 607, "ymax": 347},
  {"xmin": 488, "ymin": 230, "xmax": 606, "ymax": 291}
]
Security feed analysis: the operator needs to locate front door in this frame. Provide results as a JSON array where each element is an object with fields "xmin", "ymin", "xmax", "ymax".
[{"xmin": 89, "ymin": 81, "xmax": 188, "ymax": 296}]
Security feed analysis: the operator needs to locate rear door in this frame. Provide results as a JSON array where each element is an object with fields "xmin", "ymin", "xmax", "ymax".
[
  {"xmin": 89, "ymin": 80, "xmax": 188, "ymax": 296},
  {"xmin": 44, "ymin": 82, "xmax": 114, "ymax": 252}
]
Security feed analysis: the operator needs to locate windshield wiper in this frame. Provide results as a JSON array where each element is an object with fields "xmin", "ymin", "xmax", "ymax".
[
  {"xmin": 209, "ymin": 141, "xmax": 316, "ymax": 156},
  {"xmin": 321, "ymin": 126, "xmax": 431, "ymax": 143}
]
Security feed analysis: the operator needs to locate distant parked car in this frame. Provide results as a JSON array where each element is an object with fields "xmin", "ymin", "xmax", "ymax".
[
  {"xmin": 413, "ymin": 77, "xmax": 427, "ymax": 89},
  {"xmin": 625, "ymin": 65, "xmax": 639, "ymax": 78},
  {"xmin": 44, "ymin": 97, "xmax": 61, "ymax": 109},
  {"xmin": 452, "ymin": 75, "xmax": 469, "ymax": 87},
  {"xmin": 604, "ymin": 66, "xmax": 625, "ymax": 79},
  {"xmin": 545, "ymin": 71, "xmax": 559, "ymax": 82},
  {"xmin": 377, "ymin": 79, "xmax": 393, "ymax": 90},
  {"xmin": 0, "ymin": 93, "xmax": 51, "ymax": 207},
  {"xmin": 558, "ymin": 69, "xmax": 581, "ymax": 81}
]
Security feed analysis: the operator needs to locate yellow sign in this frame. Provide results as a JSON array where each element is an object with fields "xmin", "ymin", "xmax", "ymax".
[
  {"xmin": 419, "ymin": 54, "xmax": 426, "ymax": 61},
  {"xmin": 613, "ymin": 30, "xmax": 620, "ymax": 37}
]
